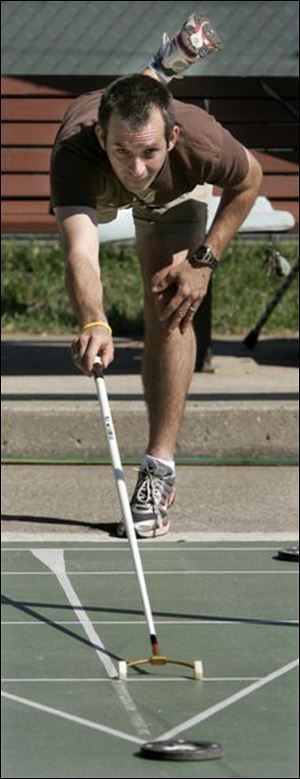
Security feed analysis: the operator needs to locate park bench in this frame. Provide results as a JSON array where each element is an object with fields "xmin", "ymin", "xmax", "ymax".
[
  {"xmin": 2, "ymin": 74, "xmax": 298, "ymax": 366},
  {"xmin": 2, "ymin": 75, "xmax": 298, "ymax": 236}
]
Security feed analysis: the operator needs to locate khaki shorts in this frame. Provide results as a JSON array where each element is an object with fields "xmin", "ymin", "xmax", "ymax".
[
  {"xmin": 54, "ymin": 183, "xmax": 212, "ymax": 236},
  {"xmin": 132, "ymin": 184, "xmax": 212, "ymax": 257},
  {"xmin": 133, "ymin": 183, "xmax": 212, "ymax": 229}
]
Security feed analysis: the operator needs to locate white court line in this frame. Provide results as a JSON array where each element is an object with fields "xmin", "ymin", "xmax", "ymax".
[
  {"xmin": 2, "ymin": 531, "xmax": 298, "ymax": 542},
  {"xmin": 30, "ymin": 549, "xmax": 150, "ymax": 739},
  {"xmin": 1, "ymin": 690, "xmax": 142, "ymax": 745},
  {"xmin": 159, "ymin": 658, "xmax": 299, "ymax": 741},
  {"xmin": 1, "ymin": 546, "xmax": 291, "ymax": 552},
  {"xmin": 2, "ymin": 570, "xmax": 298, "ymax": 575},
  {"xmin": 2, "ymin": 677, "xmax": 261, "ymax": 683},
  {"xmin": 2, "ymin": 619, "xmax": 298, "ymax": 626}
]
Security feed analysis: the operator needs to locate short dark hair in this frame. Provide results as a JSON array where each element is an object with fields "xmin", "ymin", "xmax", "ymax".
[{"xmin": 98, "ymin": 74, "xmax": 175, "ymax": 142}]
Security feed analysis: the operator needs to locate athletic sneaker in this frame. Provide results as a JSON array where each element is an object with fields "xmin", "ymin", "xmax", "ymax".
[
  {"xmin": 147, "ymin": 11, "xmax": 222, "ymax": 82},
  {"xmin": 116, "ymin": 460, "xmax": 176, "ymax": 539}
]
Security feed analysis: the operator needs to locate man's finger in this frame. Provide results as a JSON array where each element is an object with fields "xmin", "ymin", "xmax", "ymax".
[
  {"xmin": 71, "ymin": 339, "xmax": 83, "ymax": 363},
  {"xmin": 151, "ymin": 267, "xmax": 173, "ymax": 293},
  {"xmin": 165, "ymin": 299, "xmax": 193, "ymax": 330},
  {"xmin": 180, "ymin": 304, "xmax": 200, "ymax": 333},
  {"xmin": 159, "ymin": 291, "xmax": 191, "ymax": 321}
]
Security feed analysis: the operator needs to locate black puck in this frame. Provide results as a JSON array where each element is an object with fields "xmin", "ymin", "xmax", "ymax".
[
  {"xmin": 277, "ymin": 546, "xmax": 299, "ymax": 562},
  {"xmin": 139, "ymin": 738, "xmax": 223, "ymax": 761}
]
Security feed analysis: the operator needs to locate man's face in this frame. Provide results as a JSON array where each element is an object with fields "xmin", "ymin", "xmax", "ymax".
[{"xmin": 97, "ymin": 106, "xmax": 179, "ymax": 193}]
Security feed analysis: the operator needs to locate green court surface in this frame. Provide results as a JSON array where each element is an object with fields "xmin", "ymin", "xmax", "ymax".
[{"xmin": 1, "ymin": 541, "xmax": 299, "ymax": 778}]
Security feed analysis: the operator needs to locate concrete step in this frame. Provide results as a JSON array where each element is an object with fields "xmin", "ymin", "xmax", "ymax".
[{"xmin": 1, "ymin": 336, "xmax": 298, "ymax": 458}]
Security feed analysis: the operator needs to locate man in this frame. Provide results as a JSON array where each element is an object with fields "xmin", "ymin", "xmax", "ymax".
[{"xmin": 51, "ymin": 12, "xmax": 262, "ymax": 538}]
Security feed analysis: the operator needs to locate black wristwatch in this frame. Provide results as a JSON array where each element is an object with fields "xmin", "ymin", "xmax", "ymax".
[{"xmin": 188, "ymin": 245, "xmax": 219, "ymax": 271}]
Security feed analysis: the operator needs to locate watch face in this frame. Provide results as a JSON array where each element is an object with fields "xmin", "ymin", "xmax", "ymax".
[
  {"xmin": 189, "ymin": 247, "xmax": 219, "ymax": 270},
  {"xmin": 198, "ymin": 247, "xmax": 213, "ymax": 262}
]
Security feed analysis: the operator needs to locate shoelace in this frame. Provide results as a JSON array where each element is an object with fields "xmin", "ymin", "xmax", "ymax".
[{"xmin": 134, "ymin": 469, "xmax": 172, "ymax": 528}]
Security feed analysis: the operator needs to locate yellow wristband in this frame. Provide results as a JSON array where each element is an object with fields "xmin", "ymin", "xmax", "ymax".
[{"xmin": 82, "ymin": 320, "xmax": 112, "ymax": 335}]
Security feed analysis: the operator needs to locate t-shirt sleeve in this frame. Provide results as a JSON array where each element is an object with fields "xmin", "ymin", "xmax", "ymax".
[
  {"xmin": 206, "ymin": 123, "xmax": 249, "ymax": 188},
  {"xmin": 50, "ymin": 145, "xmax": 100, "ymax": 211},
  {"xmin": 174, "ymin": 101, "xmax": 250, "ymax": 191}
]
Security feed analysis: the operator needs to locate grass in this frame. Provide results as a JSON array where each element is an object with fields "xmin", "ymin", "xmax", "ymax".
[
  {"xmin": 212, "ymin": 240, "xmax": 299, "ymax": 333},
  {"xmin": 1, "ymin": 238, "xmax": 298, "ymax": 335}
]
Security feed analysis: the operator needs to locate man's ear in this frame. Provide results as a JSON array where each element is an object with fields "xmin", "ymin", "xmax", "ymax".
[
  {"xmin": 95, "ymin": 124, "xmax": 105, "ymax": 150},
  {"xmin": 167, "ymin": 124, "xmax": 180, "ymax": 152}
]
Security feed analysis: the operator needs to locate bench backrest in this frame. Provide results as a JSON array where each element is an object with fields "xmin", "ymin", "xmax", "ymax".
[{"xmin": 1, "ymin": 75, "xmax": 299, "ymax": 234}]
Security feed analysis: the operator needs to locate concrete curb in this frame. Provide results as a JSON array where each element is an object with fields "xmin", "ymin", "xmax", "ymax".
[
  {"xmin": 2, "ymin": 399, "xmax": 299, "ymax": 458},
  {"xmin": 2, "ymin": 335, "xmax": 299, "ymax": 458}
]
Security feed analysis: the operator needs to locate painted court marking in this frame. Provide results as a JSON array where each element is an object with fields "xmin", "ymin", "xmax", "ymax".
[
  {"xmin": 160, "ymin": 658, "xmax": 299, "ymax": 740},
  {"xmin": 2, "ymin": 543, "xmax": 298, "ymax": 753},
  {"xmin": 1, "ymin": 691, "xmax": 143, "ymax": 746},
  {"xmin": 2, "ymin": 535, "xmax": 299, "ymax": 760},
  {"xmin": 2, "ymin": 570, "xmax": 298, "ymax": 575},
  {"xmin": 30, "ymin": 549, "xmax": 150, "ymax": 739},
  {"xmin": 2, "ymin": 531, "xmax": 298, "ymax": 542},
  {"xmin": 2, "ymin": 660, "xmax": 298, "ymax": 748},
  {"xmin": 2, "ymin": 677, "xmax": 261, "ymax": 683},
  {"xmin": 1, "ymin": 546, "xmax": 293, "ymax": 551},
  {"xmin": 3, "ymin": 619, "xmax": 297, "ymax": 625}
]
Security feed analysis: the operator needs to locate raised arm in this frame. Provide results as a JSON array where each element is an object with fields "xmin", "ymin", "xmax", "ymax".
[
  {"xmin": 205, "ymin": 149, "xmax": 263, "ymax": 259},
  {"xmin": 55, "ymin": 209, "xmax": 114, "ymax": 375}
]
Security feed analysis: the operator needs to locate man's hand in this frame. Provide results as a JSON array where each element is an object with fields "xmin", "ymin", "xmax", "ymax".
[
  {"xmin": 71, "ymin": 326, "xmax": 114, "ymax": 376},
  {"xmin": 151, "ymin": 260, "xmax": 212, "ymax": 334}
]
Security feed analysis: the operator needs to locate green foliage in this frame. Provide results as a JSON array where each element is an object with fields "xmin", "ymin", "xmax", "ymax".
[
  {"xmin": 100, "ymin": 245, "xmax": 144, "ymax": 335},
  {"xmin": 212, "ymin": 241, "xmax": 299, "ymax": 333},
  {"xmin": 1, "ymin": 240, "xmax": 74, "ymax": 332},
  {"xmin": 1, "ymin": 239, "xmax": 298, "ymax": 334}
]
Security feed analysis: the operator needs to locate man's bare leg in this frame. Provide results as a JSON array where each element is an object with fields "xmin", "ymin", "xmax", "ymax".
[
  {"xmin": 116, "ymin": 224, "xmax": 206, "ymax": 539},
  {"xmin": 144, "ymin": 325, "xmax": 196, "ymax": 461},
  {"xmin": 136, "ymin": 229, "xmax": 203, "ymax": 461},
  {"xmin": 142, "ymin": 284, "xmax": 196, "ymax": 462}
]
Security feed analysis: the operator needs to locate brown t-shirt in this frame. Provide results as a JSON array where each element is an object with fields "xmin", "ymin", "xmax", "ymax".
[{"xmin": 50, "ymin": 89, "xmax": 248, "ymax": 214}]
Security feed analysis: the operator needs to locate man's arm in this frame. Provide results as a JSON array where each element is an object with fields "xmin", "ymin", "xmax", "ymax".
[
  {"xmin": 205, "ymin": 149, "xmax": 263, "ymax": 259},
  {"xmin": 151, "ymin": 149, "xmax": 262, "ymax": 332},
  {"xmin": 56, "ymin": 210, "xmax": 114, "ymax": 374}
]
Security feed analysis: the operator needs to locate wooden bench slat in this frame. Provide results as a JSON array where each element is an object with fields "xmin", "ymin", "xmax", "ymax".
[
  {"xmin": 2, "ymin": 147, "xmax": 298, "ymax": 176},
  {"xmin": 1, "ymin": 75, "xmax": 113, "ymax": 96},
  {"xmin": 2, "ymin": 200, "xmax": 51, "ymax": 214},
  {"xmin": 222, "ymin": 123, "xmax": 298, "ymax": 148},
  {"xmin": 3, "ymin": 172, "xmax": 298, "ymax": 200},
  {"xmin": 209, "ymin": 99, "xmax": 299, "ymax": 122},
  {"xmin": 1, "ymin": 76, "xmax": 72, "ymax": 96},
  {"xmin": 1, "ymin": 213, "xmax": 57, "ymax": 233},
  {"xmin": 2, "ymin": 149, "xmax": 51, "ymax": 172},
  {"xmin": 1, "ymin": 75, "xmax": 298, "ymax": 235},
  {"xmin": 2, "ymin": 123, "xmax": 59, "ymax": 146},
  {"xmin": 3, "ymin": 95, "xmax": 298, "ymax": 124},
  {"xmin": 250, "ymin": 150, "xmax": 299, "ymax": 173},
  {"xmin": 2, "ymin": 98, "xmax": 72, "ymax": 121},
  {"xmin": 3, "ymin": 75, "xmax": 299, "ymax": 99},
  {"xmin": 2, "ymin": 122, "xmax": 298, "ymax": 152},
  {"xmin": 173, "ymin": 77, "xmax": 300, "ymax": 99},
  {"xmin": 2, "ymin": 174, "xmax": 50, "ymax": 197},
  {"xmin": 260, "ymin": 176, "xmax": 299, "ymax": 199}
]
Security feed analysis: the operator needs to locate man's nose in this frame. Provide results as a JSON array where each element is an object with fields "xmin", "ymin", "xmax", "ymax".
[{"xmin": 129, "ymin": 157, "xmax": 146, "ymax": 176}]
